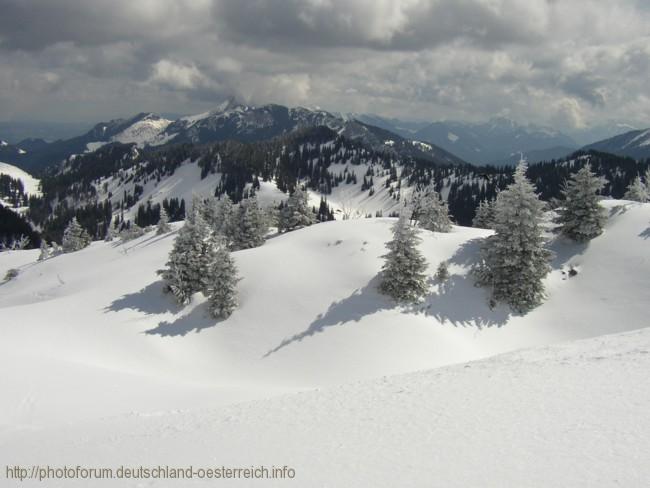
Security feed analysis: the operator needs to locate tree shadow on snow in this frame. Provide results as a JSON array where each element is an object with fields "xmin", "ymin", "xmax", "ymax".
[
  {"xmin": 409, "ymin": 238, "xmax": 511, "ymax": 328},
  {"xmin": 144, "ymin": 303, "xmax": 221, "ymax": 337},
  {"xmin": 105, "ymin": 280, "xmax": 178, "ymax": 315},
  {"xmin": 265, "ymin": 239, "xmax": 512, "ymax": 357},
  {"xmin": 639, "ymin": 227, "xmax": 650, "ymax": 240},
  {"xmin": 264, "ymin": 276, "xmax": 392, "ymax": 356}
]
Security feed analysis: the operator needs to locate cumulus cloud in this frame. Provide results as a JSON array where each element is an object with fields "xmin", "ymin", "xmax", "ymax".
[{"xmin": 0, "ymin": 0, "xmax": 648, "ymax": 132}]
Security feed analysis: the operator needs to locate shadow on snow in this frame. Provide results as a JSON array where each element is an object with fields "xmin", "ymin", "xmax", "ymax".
[
  {"xmin": 265, "ymin": 238, "xmax": 512, "ymax": 357},
  {"xmin": 105, "ymin": 280, "xmax": 221, "ymax": 337}
]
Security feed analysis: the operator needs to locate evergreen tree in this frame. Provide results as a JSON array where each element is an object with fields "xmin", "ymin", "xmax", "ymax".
[
  {"xmin": 158, "ymin": 209, "xmax": 212, "ymax": 304},
  {"xmin": 156, "ymin": 206, "xmax": 172, "ymax": 235},
  {"xmin": 412, "ymin": 185, "xmax": 452, "ymax": 232},
  {"xmin": 278, "ymin": 186, "xmax": 315, "ymax": 232},
  {"xmin": 475, "ymin": 163, "xmax": 552, "ymax": 312},
  {"xmin": 624, "ymin": 176, "xmax": 649, "ymax": 202},
  {"xmin": 435, "ymin": 261, "xmax": 450, "ymax": 282},
  {"xmin": 207, "ymin": 195, "xmax": 235, "ymax": 242},
  {"xmin": 38, "ymin": 240, "xmax": 49, "ymax": 261},
  {"xmin": 232, "ymin": 196, "xmax": 267, "ymax": 250},
  {"xmin": 556, "ymin": 164, "xmax": 607, "ymax": 242},
  {"xmin": 472, "ymin": 198, "xmax": 496, "ymax": 229},
  {"xmin": 104, "ymin": 225, "xmax": 114, "ymax": 242},
  {"xmin": 206, "ymin": 234, "xmax": 240, "ymax": 319},
  {"xmin": 379, "ymin": 214, "xmax": 428, "ymax": 302},
  {"xmin": 62, "ymin": 217, "xmax": 91, "ymax": 253}
]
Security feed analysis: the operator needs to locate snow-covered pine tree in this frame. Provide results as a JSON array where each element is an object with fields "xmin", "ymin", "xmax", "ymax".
[
  {"xmin": 62, "ymin": 217, "xmax": 91, "ymax": 253},
  {"xmin": 205, "ymin": 234, "xmax": 240, "ymax": 319},
  {"xmin": 156, "ymin": 206, "xmax": 172, "ymax": 235},
  {"xmin": 412, "ymin": 185, "xmax": 452, "ymax": 232},
  {"xmin": 379, "ymin": 214, "xmax": 428, "ymax": 302},
  {"xmin": 472, "ymin": 198, "xmax": 496, "ymax": 229},
  {"xmin": 278, "ymin": 186, "xmax": 315, "ymax": 232},
  {"xmin": 158, "ymin": 208, "xmax": 212, "ymax": 304},
  {"xmin": 435, "ymin": 261, "xmax": 450, "ymax": 282},
  {"xmin": 231, "ymin": 196, "xmax": 267, "ymax": 250},
  {"xmin": 38, "ymin": 240, "xmax": 49, "ymax": 261},
  {"xmin": 624, "ymin": 176, "xmax": 649, "ymax": 202},
  {"xmin": 206, "ymin": 195, "xmax": 235, "ymax": 243},
  {"xmin": 104, "ymin": 225, "xmax": 114, "ymax": 242},
  {"xmin": 556, "ymin": 164, "xmax": 607, "ymax": 242},
  {"xmin": 475, "ymin": 163, "xmax": 552, "ymax": 312}
]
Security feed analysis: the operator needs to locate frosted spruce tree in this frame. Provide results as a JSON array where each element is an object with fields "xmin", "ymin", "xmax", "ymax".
[
  {"xmin": 158, "ymin": 207, "xmax": 213, "ymax": 304},
  {"xmin": 556, "ymin": 164, "xmax": 607, "ymax": 242},
  {"xmin": 104, "ymin": 225, "xmax": 114, "ymax": 242},
  {"xmin": 206, "ymin": 234, "xmax": 240, "ymax": 319},
  {"xmin": 475, "ymin": 163, "xmax": 552, "ymax": 312},
  {"xmin": 278, "ymin": 186, "xmax": 315, "ymax": 232},
  {"xmin": 38, "ymin": 240, "xmax": 49, "ymax": 261},
  {"xmin": 156, "ymin": 206, "xmax": 172, "ymax": 235},
  {"xmin": 205, "ymin": 195, "xmax": 235, "ymax": 243},
  {"xmin": 62, "ymin": 217, "xmax": 91, "ymax": 253},
  {"xmin": 624, "ymin": 176, "xmax": 649, "ymax": 202},
  {"xmin": 232, "ymin": 196, "xmax": 268, "ymax": 250},
  {"xmin": 379, "ymin": 214, "xmax": 428, "ymax": 302},
  {"xmin": 472, "ymin": 198, "xmax": 496, "ymax": 229},
  {"xmin": 412, "ymin": 185, "xmax": 452, "ymax": 232}
]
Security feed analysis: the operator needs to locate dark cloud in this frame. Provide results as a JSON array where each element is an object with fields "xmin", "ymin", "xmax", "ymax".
[{"xmin": 0, "ymin": 0, "xmax": 648, "ymax": 132}]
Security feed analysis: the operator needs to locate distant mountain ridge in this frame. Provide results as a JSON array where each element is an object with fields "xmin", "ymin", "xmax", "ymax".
[
  {"xmin": 355, "ymin": 114, "xmax": 578, "ymax": 165},
  {"xmin": 1, "ymin": 102, "xmax": 466, "ymax": 173},
  {"xmin": 582, "ymin": 128, "xmax": 650, "ymax": 160}
]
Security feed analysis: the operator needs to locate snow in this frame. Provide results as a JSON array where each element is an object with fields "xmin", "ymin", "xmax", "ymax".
[
  {"xmin": 112, "ymin": 116, "xmax": 172, "ymax": 147},
  {"xmin": 625, "ymin": 128, "xmax": 650, "ymax": 147},
  {"xmin": 0, "ymin": 200, "xmax": 648, "ymax": 485},
  {"xmin": 447, "ymin": 131, "xmax": 459, "ymax": 142},
  {"xmin": 412, "ymin": 140, "xmax": 433, "ymax": 151},
  {"xmin": 85, "ymin": 141, "xmax": 107, "ymax": 153},
  {"xmin": 5, "ymin": 328, "xmax": 648, "ymax": 487},
  {"xmin": 0, "ymin": 161, "xmax": 41, "ymax": 196},
  {"xmin": 17, "ymin": 148, "xmax": 26, "ymax": 154},
  {"xmin": 0, "ymin": 140, "xmax": 8, "ymax": 146}
]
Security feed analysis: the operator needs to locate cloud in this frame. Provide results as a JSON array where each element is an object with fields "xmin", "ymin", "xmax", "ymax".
[{"xmin": 0, "ymin": 0, "xmax": 648, "ymax": 132}]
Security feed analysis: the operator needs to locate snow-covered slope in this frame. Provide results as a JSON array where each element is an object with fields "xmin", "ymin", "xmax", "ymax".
[
  {"xmin": 85, "ymin": 113, "xmax": 173, "ymax": 151},
  {"xmin": 1, "ymin": 200, "xmax": 648, "ymax": 485},
  {"xmin": 5, "ymin": 328, "xmax": 648, "ymax": 487},
  {"xmin": 1, "ymin": 200, "xmax": 648, "ymax": 424},
  {"xmin": 0, "ymin": 161, "xmax": 41, "ymax": 196}
]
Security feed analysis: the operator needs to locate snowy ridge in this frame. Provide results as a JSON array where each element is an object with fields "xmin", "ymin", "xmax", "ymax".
[{"xmin": 0, "ymin": 161, "xmax": 41, "ymax": 196}]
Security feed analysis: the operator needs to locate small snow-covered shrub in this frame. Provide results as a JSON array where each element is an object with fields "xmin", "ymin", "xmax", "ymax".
[{"xmin": 3, "ymin": 268, "xmax": 19, "ymax": 282}]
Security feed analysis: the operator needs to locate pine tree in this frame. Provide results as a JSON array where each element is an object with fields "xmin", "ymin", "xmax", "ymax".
[
  {"xmin": 207, "ymin": 195, "xmax": 236, "ymax": 242},
  {"xmin": 104, "ymin": 225, "xmax": 114, "ymax": 242},
  {"xmin": 556, "ymin": 164, "xmax": 607, "ymax": 242},
  {"xmin": 232, "ymin": 196, "xmax": 267, "ymax": 250},
  {"xmin": 472, "ymin": 198, "xmax": 496, "ymax": 229},
  {"xmin": 158, "ymin": 208, "xmax": 212, "ymax": 304},
  {"xmin": 156, "ymin": 206, "xmax": 172, "ymax": 235},
  {"xmin": 206, "ymin": 234, "xmax": 240, "ymax": 319},
  {"xmin": 475, "ymin": 163, "xmax": 552, "ymax": 312},
  {"xmin": 38, "ymin": 240, "xmax": 49, "ymax": 261},
  {"xmin": 62, "ymin": 217, "xmax": 91, "ymax": 253},
  {"xmin": 379, "ymin": 214, "xmax": 428, "ymax": 302},
  {"xmin": 412, "ymin": 185, "xmax": 452, "ymax": 232},
  {"xmin": 435, "ymin": 261, "xmax": 450, "ymax": 282},
  {"xmin": 624, "ymin": 176, "xmax": 649, "ymax": 202},
  {"xmin": 278, "ymin": 186, "xmax": 315, "ymax": 232}
]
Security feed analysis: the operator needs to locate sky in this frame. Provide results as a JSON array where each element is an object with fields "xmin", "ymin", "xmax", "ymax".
[{"xmin": 0, "ymin": 0, "xmax": 649, "ymax": 132}]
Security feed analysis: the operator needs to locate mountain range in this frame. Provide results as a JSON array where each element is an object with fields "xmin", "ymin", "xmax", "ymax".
[{"xmin": 1, "ymin": 102, "xmax": 649, "ymax": 176}]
